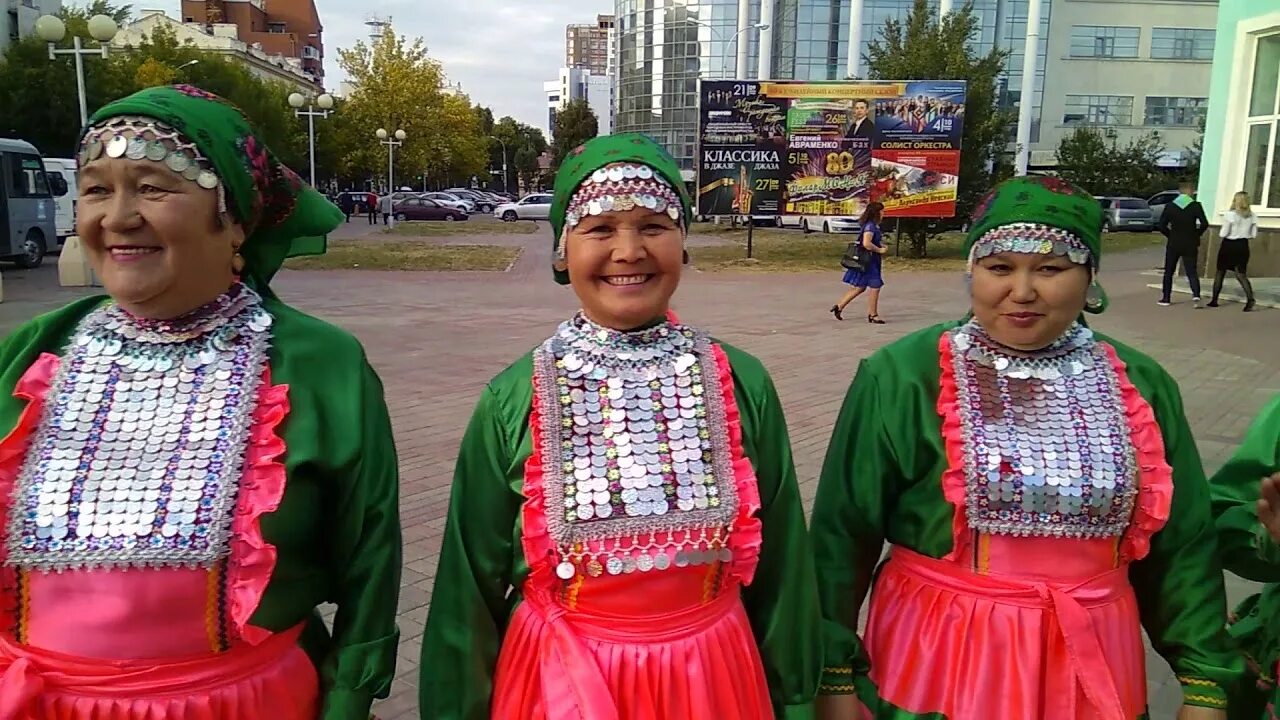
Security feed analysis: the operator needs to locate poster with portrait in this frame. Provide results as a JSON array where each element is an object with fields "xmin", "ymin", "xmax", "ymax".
[{"xmin": 697, "ymin": 79, "xmax": 966, "ymax": 218}]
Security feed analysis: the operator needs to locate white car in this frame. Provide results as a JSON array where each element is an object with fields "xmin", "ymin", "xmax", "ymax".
[
  {"xmin": 801, "ymin": 215, "xmax": 860, "ymax": 234},
  {"xmin": 497, "ymin": 193, "xmax": 554, "ymax": 221},
  {"xmin": 424, "ymin": 192, "xmax": 474, "ymax": 213}
]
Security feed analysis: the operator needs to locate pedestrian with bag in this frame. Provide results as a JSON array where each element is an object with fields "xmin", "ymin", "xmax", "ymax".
[{"xmin": 830, "ymin": 201, "xmax": 888, "ymax": 323}]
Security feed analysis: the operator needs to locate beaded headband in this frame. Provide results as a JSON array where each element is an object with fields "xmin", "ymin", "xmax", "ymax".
[
  {"xmin": 79, "ymin": 116, "xmax": 227, "ymax": 213},
  {"xmin": 564, "ymin": 163, "xmax": 684, "ymax": 231},
  {"xmin": 969, "ymin": 222, "xmax": 1093, "ymax": 269}
]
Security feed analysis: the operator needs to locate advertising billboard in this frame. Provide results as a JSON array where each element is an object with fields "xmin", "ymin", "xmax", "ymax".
[{"xmin": 696, "ymin": 79, "xmax": 966, "ymax": 218}]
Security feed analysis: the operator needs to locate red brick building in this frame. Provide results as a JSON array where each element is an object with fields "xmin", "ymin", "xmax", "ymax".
[{"xmin": 179, "ymin": 0, "xmax": 324, "ymax": 88}]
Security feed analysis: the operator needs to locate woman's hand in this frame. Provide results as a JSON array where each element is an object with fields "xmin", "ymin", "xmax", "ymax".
[
  {"xmin": 1256, "ymin": 473, "xmax": 1280, "ymax": 542},
  {"xmin": 1177, "ymin": 705, "xmax": 1226, "ymax": 720},
  {"xmin": 816, "ymin": 693, "xmax": 868, "ymax": 720}
]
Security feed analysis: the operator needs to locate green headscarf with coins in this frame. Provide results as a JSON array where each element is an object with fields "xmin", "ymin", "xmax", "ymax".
[
  {"xmin": 550, "ymin": 133, "xmax": 692, "ymax": 285},
  {"xmin": 965, "ymin": 175, "xmax": 1109, "ymax": 313},
  {"xmin": 80, "ymin": 84, "xmax": 342, "ymax": 293}
]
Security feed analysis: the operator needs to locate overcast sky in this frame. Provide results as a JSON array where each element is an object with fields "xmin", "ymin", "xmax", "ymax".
[{"xmin": 139, "ymin": 0, "xmax": 611, "ymax": 130}]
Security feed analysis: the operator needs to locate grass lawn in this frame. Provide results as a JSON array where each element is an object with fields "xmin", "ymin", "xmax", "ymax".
[
  {"xmin": 687, "ymin": 224, "xmax": 1163, "ymax": 272},
  {"xmin": 381, "ymin": 218, "xmax": 538, "ymax": 236},
  {"xmin": 285, "ymin": 240, "xmax": 522, "ymax": 271}
]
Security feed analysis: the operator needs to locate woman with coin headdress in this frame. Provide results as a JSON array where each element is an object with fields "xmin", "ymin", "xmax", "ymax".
[
  {"xmin": 0, "ymin": 85, "xmax": 402, "ymax": 719},
  {"xmin": 810, "ymin": 176, "xmax": 1240, "ymax": 720},
  {"xmin": 419, "ymin": 132, "xmax": 821, "ymax": 719}
]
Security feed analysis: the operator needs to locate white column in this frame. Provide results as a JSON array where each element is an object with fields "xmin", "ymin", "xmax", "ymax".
[
  {"xmin": 1014, "ymin": 0, "xmax": 1042, "ymax": 175},
  {"xmin": 736, "ymin": 0, "xmax": 751, "ymax": 78},
  {"xmin": 758, "ymin": 0, "xmax": 775, "ymax": 80},
  {"xmin": 939, "ymin": 0, "xmax": 954, "ymax": 18},
  {"xmin": 846, "ymin": 0, "xmax": 865, "ymax": 79}
]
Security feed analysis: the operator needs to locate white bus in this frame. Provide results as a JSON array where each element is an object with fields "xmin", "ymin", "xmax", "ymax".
[
  {"xmin": 43, "ymin": 157, "xmax": 77, "ymax": 244},
  {"xmin": 0, "ymin": 138, "xmax": 58, "ymax": 268}
]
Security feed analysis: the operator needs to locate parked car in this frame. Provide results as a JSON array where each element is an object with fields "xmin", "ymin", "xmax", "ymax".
[
  {"xmin": 445, "ymin": 188, "xmax": 496, "ymax": 213},
  {"xmin": 497, "ymin": 193, "xmax": 553, "ymax": 221},
  {"xmin": 801, "ymin": 215, "xmax": 860, "ymax": 234},
  {"xmin": 774, "ymin": 215, "xmax": 805, "ymax": 229},
  {"xmin": 1096, "ymin": 196, "xmax": 1156, "ymax": 232},
  {"xmin": 424, "ymin": 191, "xmax": 474, "ymax": 213},
  {"xmin": 392, "ymin": 197, "xmax": 468, "ymax": 222},
  {"xmin": 1146, "ymin": 190, "xmax": 1181, "ymax": 222}
]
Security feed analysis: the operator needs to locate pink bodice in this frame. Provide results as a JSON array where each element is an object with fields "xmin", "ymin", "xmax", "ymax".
[{"xmin": 0, "ymin": 353, "xmax": 292, "ymax": 657}]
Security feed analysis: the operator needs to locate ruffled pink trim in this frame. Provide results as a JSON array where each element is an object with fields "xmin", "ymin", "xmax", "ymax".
[
  {"xmin": 520, "ymin": 369, "xmax": 556, "ymax": 584},
  {"xmin": 0, "ymin": 354, "xmax": 60, "ymax": 634},
  {"xmin": 1100, "ymin": 344, "xmax": 1173, "ymax": 562},
  {"xmin": 935, "ymin": 334, "xmax": 969, "ymax": 561},
  {"xmin": 227, "ymin": 370, "xmax": 290, "ymax": 645},
  {"xmin": 710, "ymin": 344, "xmax": 763, "ymax": 586}
]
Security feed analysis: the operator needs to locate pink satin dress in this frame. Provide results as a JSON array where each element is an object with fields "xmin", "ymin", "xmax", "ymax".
[
  {"xmin": 489, "ymin": 325, "xmax": 772, "ymax": 720},
  {"xmin": 0, "ymin": 354, "xmax": 318, "ymax": 719},
  {"xmin": 853, "ymin": 329, "xmax": 1174, "ymax": 720}
]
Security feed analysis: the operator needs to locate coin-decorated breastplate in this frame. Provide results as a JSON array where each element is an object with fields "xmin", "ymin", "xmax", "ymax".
[
  {"xmin": 5, "ymin": 284, "xmax": 272, "ymax": 571},
  {"xmin": 948, "ymin": 320, "xmax": 1138, "ymax": 539},
  {"xmin": 532, "ymin": 314, "xmax": 742, "ymax": 581}
]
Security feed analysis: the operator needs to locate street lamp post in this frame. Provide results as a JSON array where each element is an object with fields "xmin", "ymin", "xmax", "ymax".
[
  {"xmin": 288, "ymin": 92, "xmax": 334, "ymax": 187},
  {"xmin": 724, "ymin": 23, "xmax": 768, "ymax": 79},
  {"xmin": 490, "ymin": 136, "xmax": 508, "ymax": 195},
  {"xmin": 35, "ymin": 14, "xmax": 120, "ymax": 128},
  {"xmin": 376, "ymin": 128, "xmax": 406, "ymax": 227}
]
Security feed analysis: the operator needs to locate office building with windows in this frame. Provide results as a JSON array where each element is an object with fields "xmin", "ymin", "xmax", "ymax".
[
  {"xmin": 544, "ymin": 66, "xmax": 614, "ymax": 139},
  {"xmin": 568, "ymin": 14, "xmax": 616, "ymax": 75},
  {"xmin": 614, "ymin": 0, "xmax": 1051, "ymax": 173},
  {"xmin": 1033, "ymin": 0, "xmax": 1217, "ymax": 168},
  {"xmin": 1200, "ymin": 0, "xmax": 1280, "ymax": 278},
  {"xmin": 179, "ymin": 0, "xmax": 325, "ymax": 88},
  {"xmin": 614, "ymin": 0, "xmax": 1216, "ymax": 174},
  {"xmin": 1, "ymin": 0, "xmax": 62, "ymax": 55}
]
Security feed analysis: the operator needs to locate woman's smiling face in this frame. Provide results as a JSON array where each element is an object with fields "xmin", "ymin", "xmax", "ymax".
[{"xmin": 564, "ymin": 207, "xmax": 684, "ymax": 330}]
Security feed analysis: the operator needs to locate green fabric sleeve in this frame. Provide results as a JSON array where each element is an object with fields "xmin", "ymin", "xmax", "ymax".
[
  {"xmin": 320, "ymin": 364, "xmax": 403, "ymax": 720},
  {"xmin": 419, "ymin": 384, "xmax": 523, "ymax": 720},
  {"xmin": 728, "ymin": 349, "xmax": 822, "ymax": 717},
  {"xmin": 809, "ymin": 360, "xmax": 894, "ymax": 694},
  {"xmin": 1126, "ymin": 361, "xmax": 1243, "ymax": 710},
  {"xmin": 1211, "ymin": 395, "xmax": 1280, "ymax": 582}
]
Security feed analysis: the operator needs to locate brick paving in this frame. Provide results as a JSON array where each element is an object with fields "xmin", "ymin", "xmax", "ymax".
[{"xmin": 1, "ymin": 225, "xmax": 1277, "ymax": 718}]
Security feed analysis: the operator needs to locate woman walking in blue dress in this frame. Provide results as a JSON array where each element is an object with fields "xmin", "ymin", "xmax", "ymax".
[{"xmin": 830, "ymin": 201, "xmax": 889, "ymax": 323}]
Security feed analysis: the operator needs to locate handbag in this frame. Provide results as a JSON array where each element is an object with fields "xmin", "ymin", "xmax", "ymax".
[{"xmin": 841, "ymin": 241, "xmax": 869, "ymax": 271}]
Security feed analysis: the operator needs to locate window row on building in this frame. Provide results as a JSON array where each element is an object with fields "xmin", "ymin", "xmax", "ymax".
[
  {"xmin": 1068, "ymin": 25, "xmax": 1215, "ymax": 61},
  {"xmin": 1062, "ymin": 95, "xmax": 1208, "ymax": 128}
]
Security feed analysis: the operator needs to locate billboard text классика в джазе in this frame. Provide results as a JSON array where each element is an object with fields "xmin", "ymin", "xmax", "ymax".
[{"xmin": 696, "ymin": 79, "xmax": 966, "ymax": 219}]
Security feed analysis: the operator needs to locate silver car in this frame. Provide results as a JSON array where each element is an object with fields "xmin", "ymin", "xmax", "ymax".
[
  {"xmin": 1096, "ymin": 196, "xmax": 1155, "ymax": 233},
  {"xmin": 496, "ymin": 193, "xmax": 553, "ymax": 221}
]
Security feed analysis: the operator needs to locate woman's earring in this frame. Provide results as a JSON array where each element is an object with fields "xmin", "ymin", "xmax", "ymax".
[{"xmin": 231, "ymin": 245, "xmax": 246, "ymax": 275}]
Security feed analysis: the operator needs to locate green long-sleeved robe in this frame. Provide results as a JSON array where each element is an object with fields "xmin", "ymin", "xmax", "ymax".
[
  {"xmin": 0, "ymin": 294, "xmax": 402, "ymax": 720},
  {"xmin": 1211, "ymin": 393, "xmax": 1280, "ymax": 720},
  {"xmin": 419, "ymin": 341, "xmax": 822, "ymax": 720},
  {"xmin": 810, "ymin": 322, "xmax": 1242, "ymax": 717}
]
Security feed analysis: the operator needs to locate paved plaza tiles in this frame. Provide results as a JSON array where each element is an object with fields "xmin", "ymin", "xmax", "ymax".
[{"xmin": 0, "ymin": 227, "xmax": 1275, "ymax": 718}]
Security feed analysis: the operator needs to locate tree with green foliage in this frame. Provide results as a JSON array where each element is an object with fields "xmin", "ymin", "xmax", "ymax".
[
  {"xmin": 335, "ymin": 25, "xmax": 486, "ymax": 191},
  {"xmin": 1055, "ymin": 126, "xmax": 1166, "ymax": 197},
  {"xmin": 487, "ymin": 115, "xmax": 548, "ymax": 194},
  {"xmin": 551, "ymin": 98, "xmax": 598, "ymax": 170},
  {"xmin": 862, "ymin": 0, "xmax": 1013, "ymax": 257},
  {"xmin": 0, "ymin": 2, "xmax": 305, "ymax": 173}
]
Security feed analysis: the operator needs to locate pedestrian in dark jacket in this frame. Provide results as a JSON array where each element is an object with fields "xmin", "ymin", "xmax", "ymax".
[
  {"xmin": 1156, "ymin": 180, "xmax": 1209, "ymax": 307},
  {"xmin": 338, "ymin": 191, "xmax": 354, "ymax": 222}
]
